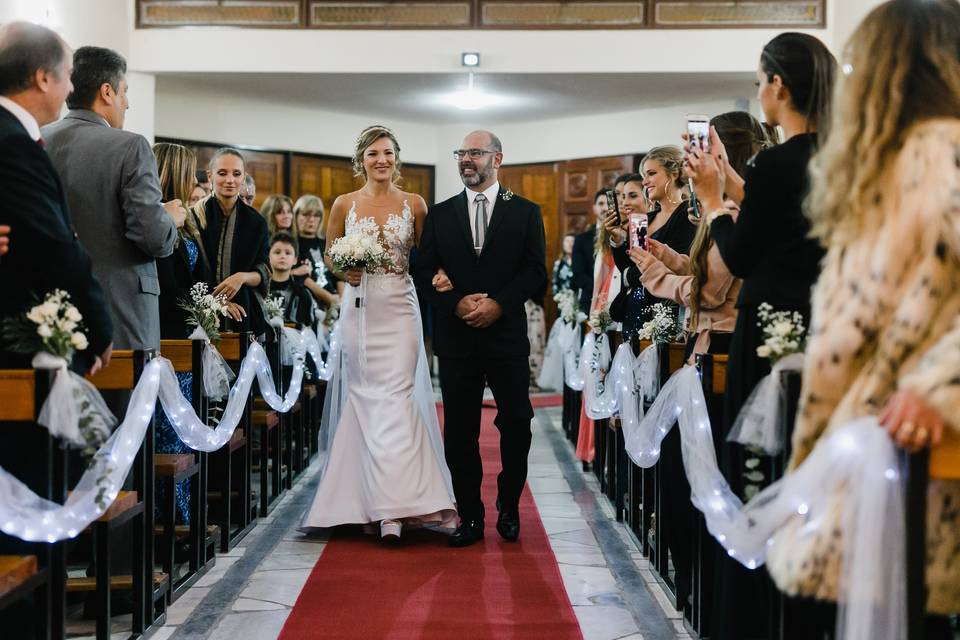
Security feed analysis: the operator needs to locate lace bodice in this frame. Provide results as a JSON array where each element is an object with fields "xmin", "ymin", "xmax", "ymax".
[{"xmin": 345, "ymin": 200, "xmax": 414, "ymax": 274}]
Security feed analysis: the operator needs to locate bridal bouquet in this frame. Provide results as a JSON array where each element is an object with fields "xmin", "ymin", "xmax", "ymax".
[
  {"xmin": 1, "ymin": 289, "xmax": 114, "ymax": 460},
  {"xmin": 636, "ymin": 303, "xmax": 683, "ymax": 344},
  {"xmin": 755, "ymin": 302, "xmax": 806, "ymax": 363},
  {"xmin": 264, "ymin": 295, "xmax": 285, "ymax": 328},
  {"xmin": 554, "ymin": 289, "xmax": 580, "ymax": 325},
  {"xmin": 588, "ymin": 308, "xmax": 614, "ymax": 335},
  {"xmin": 180, "ymin": 283, "xmax": 229, "ymax": 342},
  {"xmin": 327, "ymin": 232, "xmax": 393, "ymax": 273}
]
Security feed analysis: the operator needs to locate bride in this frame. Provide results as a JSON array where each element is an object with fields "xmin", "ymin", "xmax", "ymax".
[{"xmin": 301, "ymin": 125, "xmax": 457, "ymax": 541}]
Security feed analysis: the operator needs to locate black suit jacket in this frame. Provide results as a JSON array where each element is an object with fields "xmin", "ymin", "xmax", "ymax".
[
  {"xmin": 414, "ymin": 188, "xmax": 547, "ymax": 359},
  {"xmin": 0, "ymin": 107, "xmax": 112, "ymax": 369},
  {"xmin": 571, "ymin": 225, "xmax": 596, "ymax": 313}
]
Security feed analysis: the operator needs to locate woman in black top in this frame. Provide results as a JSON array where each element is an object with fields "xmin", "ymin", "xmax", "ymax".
[
  {"xmin": 196, "ymin": 148, "xmax": 271, "ymax": 336},
  {"xmin": 685, "ymin": 32, "xmax": 837, "ymax": 640},
  {"xmin": 609, "ymin": 148, "xmax": 697, "ymax": 337}
]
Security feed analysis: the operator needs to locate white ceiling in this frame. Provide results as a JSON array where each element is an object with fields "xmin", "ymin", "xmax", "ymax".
[{"xmin": 156, "ymin": 72, "xmax": 756, "ymax": 125}]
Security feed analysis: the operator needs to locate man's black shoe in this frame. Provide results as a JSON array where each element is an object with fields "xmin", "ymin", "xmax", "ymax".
[
  {"xmin": 496, "ymin": 510, "xmax": 520, "ymax": 542},
  {"xmin": 449, "ymin": 520, "xmax": 485, "ymax": 548}
]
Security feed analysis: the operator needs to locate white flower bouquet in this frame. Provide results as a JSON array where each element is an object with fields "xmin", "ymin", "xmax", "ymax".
[
  {"xmin": 264, "ymin": 295, "xmax": 285, "ymax": 327},
  {"xmin": 1, "ymin": 290, "xmax": 115, "ymax": 461},
  {"xmin": 1, "ymin": 289, "xmax": 90, "ymax": 359},
  {"xmin": 588, "ymin": 308, "xmax": 614, "ymax": 335},
  {"xmin": 180, "ymin": 282, "xmax": 229, "ymax": 342},
  {"xmin": 553, "ymin": 289, "xmax": 581, "ymax": 325},
  {"xmin": 755, "ymin": 302, "xmax": 806, "ymax": 363},
  {"xmin": 322, "ymin": 299, "xmax": 340, "ymax": 329},
  {"xmin": 326, "ymin": 232, "xmax": 392, "ymax": 274},
  {"xmin": 637, "ymin": 303, "xmax": 683, "ymax": 344}
]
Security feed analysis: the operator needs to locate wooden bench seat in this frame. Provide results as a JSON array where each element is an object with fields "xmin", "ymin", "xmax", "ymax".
[
  {"xmin": 228, "ymin": 428, "xmax": 246, "ymax": 451},
  {"xmin": 154, "ymin": 454, "xmax": 198, "ymax": 477},
  {"xmin": 251, "ymin": 410, "xmax": 278, "ymax": 430},
  {"xmin": 0, "ymin": 556, "xmax": 37, "ymax": 597},
  {"xmin": 66, "ymin": 572, "xmax": 168, "ymax": 593}
]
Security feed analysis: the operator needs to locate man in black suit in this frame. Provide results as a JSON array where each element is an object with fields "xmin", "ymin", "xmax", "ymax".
[
  {"xmin": 571, "ymin": 221, "xmax": 596, "ymax": 314},
  {"xmin": 0, "ymin": 22, "xmax": 112, "ymax": 373},
  {"xmin": 414, "ymin": 130, "xmax": 547, "ymax": 547}
]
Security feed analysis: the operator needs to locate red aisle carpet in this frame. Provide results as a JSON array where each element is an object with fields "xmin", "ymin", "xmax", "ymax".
[{"xmin": 279, "ymin": 395, "xmax": 581, "ymax": 639}]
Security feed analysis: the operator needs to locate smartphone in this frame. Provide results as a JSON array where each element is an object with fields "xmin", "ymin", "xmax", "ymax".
[
  {"xmin": 604, "ymin": 189, "xmax": 621, "ymax": 223},
  {"xmin": 628, "ymin": 213, "xmax": 648, "ymax": 250},
  {"xmin": 686, "ymin": 114, "xmax": 711, "ymax": 153}
]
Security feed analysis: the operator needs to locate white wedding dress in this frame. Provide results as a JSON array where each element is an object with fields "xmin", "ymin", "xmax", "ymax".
[{"xmin": 301, "ymin": 201, "xmax": 457, "ymax": 531}]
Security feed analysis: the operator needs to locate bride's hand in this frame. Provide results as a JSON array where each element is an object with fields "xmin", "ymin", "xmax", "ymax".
[
  {"xmin": 344, "ymin": 269, "xmax": 363, "ymax": 287},
  {"xmin": 432, "ymin": 269, "xmax": 453, "ymax": 293}
]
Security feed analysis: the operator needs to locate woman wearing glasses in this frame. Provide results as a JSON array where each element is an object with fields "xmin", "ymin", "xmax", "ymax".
[{"xmin": 293, "ymin": 194, "xmax": 339, "ymax": 310}]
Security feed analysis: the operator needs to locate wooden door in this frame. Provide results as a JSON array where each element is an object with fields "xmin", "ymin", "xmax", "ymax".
[
  {"xmin": 561, "ymin": 155, "xmax": 635, "ymax": 233},
  {"xmin": 498, "ymin": 162, "xmax": 560, "ymax": 324}
]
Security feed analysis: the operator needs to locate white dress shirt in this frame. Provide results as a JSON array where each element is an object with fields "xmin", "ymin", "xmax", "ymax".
[
  {"xmin": 0, "ymin": 96, "xmax": 41, "ymax": 141},
  {"xmin": 466, "ymin": 181, "xmax": 500, "ymax": 249}
]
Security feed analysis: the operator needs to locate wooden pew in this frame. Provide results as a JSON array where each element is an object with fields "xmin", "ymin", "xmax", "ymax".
[
  {"xmin": 207, "ymin": 332, "xmax": 257, "ymax": 552},
  {"xmin": 80, "ymin": 349, "xmax": 168, "ymax": 639},
  {"xmin": 0, "ymin": 369, "xmax": 56, "ymax": 639},
  {"xmin": 156, "ymin": 339, "xmax": 217, "ymax": 602},
  {"xmin": 906, "ymin": 431, "xmax": 960, "ymax": 639}
]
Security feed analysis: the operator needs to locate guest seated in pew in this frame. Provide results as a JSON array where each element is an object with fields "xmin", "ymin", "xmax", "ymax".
[
  {"xmin": 268, "ymin": 232, "xmax": 315, "ymax": 327},
  {"xmin": 0, "ymin": 22, "xmax": 113, "ymax": 375},
  {"xmin": 195, "ymin": 148, "xmax": 271, "ymax": 336},
  {"xmin": 762, "ymin": 2, "xmax": 959, "ymax": 637}
]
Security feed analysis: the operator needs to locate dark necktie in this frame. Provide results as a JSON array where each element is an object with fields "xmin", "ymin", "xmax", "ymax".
[{"xmin": 474, "ymin": 193, "xmax": 488, "ymax": 255}]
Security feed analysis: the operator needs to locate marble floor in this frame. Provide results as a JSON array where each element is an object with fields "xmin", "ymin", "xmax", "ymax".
[{"xmin": 142, "ymin": 402, "xmax": 692, "ymax": 640}]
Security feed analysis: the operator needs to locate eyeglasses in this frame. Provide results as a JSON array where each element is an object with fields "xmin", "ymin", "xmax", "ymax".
[
  {"xmin": 453, "ymin": 149, "xmax": 496, "ymax": 160},
  {"xmin": 299, "ymin": 212, "xmax": 322, "ymax": 219}
]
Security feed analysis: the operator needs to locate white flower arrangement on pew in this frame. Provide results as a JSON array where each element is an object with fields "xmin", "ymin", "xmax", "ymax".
[
  {"xmin": 636, "ymin": 303, "xmax": 683, "ymax": 344},
  {"xmin": 264, "ymin": 295, "xmax": 285, "ymax": 328},
  {"xmin": 180, "ymin": 282, "xmax": 229, "ymax": 342},
  {"xmin": 554, "ymin": 289, "xmax": 582, "ymax": 326},
  {"xmin": 322, "ymin": 299, "xmax": 340, "ymax": 329},
  {"xmin": 326, "ymin": 232, "xmax": 393, "ymax": 274},
  {"xmin": 588, "ymin": 308, "xmax": 614, "ymax": 335},
  {"xmin": 755, "ymin": 302, "xmax": 806, "ymax": 363},
  {"xmin": 0, "ymin": 289, "xmax": 115, "ymax": 465}
]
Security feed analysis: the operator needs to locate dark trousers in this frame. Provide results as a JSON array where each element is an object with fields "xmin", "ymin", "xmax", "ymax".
[{"xmin": 439, "ymin": 356, "xmax": 534, "ymax": 522}]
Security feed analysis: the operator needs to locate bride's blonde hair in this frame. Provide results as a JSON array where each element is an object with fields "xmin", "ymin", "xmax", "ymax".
[
  {"xmin": 807, "ymin": 0, "xmax": 960, "ymax": 247},
  {"xmin": 352, "ymin": 125, "xmax": 402, "ymax": 183}
]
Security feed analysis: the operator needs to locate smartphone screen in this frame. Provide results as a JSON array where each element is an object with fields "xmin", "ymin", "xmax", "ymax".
[
  {"xmin": 686, "ymin": 114, "xmax": 711, "ymax": 153},
  {"xmin": 628, "ymin": 213, "xmax": 648, "ymax": 250}
]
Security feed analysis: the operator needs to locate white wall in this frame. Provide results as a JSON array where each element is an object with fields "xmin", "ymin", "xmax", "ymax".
[
  {"xmin": 155, "ymin": 76, "xmax": 439, "ymax": 164},
  {"xmin": 125, "ymin": 71, "xmax": 155, "ymax": 142}
]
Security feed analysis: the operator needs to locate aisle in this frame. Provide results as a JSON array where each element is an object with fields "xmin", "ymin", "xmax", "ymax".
[{"xmin": 277, "ymin": 398, "xmax": 582, "ymax": 640}]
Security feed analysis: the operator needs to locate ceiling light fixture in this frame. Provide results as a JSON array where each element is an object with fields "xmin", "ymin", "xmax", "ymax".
[
  {"xmin": 461, "ymin": 52, "xmax": 480, "ymax": 67},
  {"xmin": 440, "ymin": 73, "xmax": 508, "ymax": 111}
]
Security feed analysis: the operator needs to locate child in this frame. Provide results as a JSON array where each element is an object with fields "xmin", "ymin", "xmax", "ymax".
[{"xmin": 268, "ymin": 232, "xmax": 314, "ymax": 327}]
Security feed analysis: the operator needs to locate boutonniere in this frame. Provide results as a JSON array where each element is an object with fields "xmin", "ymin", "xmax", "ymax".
[{"xmin": 501, "ymin": 188, "xmax": 514, "ymax": 201}]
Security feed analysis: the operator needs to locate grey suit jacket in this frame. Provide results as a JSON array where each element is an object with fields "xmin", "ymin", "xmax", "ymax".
[{"xmin": 42, "ymin": 109, "xmax": 177, "ymax": 351}]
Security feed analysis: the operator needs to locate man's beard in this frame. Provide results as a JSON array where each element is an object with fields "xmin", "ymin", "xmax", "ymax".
[{"xmin": 459, "ymin": 161, "xmax": 490, "ymax": 187}]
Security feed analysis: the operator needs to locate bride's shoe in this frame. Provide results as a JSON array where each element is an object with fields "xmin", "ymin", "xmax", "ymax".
[{"xmin": 380, "ymin": 520, "xmax": 401, "ymax": 542}]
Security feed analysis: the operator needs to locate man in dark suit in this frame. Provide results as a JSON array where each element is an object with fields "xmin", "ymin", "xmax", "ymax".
[
  {"xmin": 571, "ymin": 221, "xmax": 596, "ymax": 314},
  {"xmin": 0, "ymin": 22, "xmax": 112, "ymax": 373},
  {"xmin": 414, "ymin": 130, "xmax": 547, "ymax": 547}
]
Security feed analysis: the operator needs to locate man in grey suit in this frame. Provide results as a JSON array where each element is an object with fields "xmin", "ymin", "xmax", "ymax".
[{"xmin": 43, "ymin": 46, "xmax": 185, "ymax": 352}]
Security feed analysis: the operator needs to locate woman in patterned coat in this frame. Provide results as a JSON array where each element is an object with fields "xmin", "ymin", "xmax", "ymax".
[{"xmin": 764, "ymin": 2, "xmax": 960, "ymax": 636}]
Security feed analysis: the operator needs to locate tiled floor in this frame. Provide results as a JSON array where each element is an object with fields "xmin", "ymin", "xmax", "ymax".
[{"xmin": 153, "ymin": 402, "xmax": 691, "ymax": 640}]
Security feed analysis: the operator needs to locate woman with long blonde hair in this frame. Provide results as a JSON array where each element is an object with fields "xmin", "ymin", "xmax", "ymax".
[{"xmin": 761, "ymin": 2, "xmax": 960, "ymax": 637}]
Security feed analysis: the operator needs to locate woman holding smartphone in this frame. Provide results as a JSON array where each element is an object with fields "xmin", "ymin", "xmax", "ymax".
[
  {"xmin": 684, "ymin": 33, "xmax": 836, "ymax": 640},
  {"xmin": 608, "ymin": 147, "xmax": 697, "ymax": 339}
]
